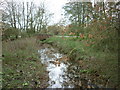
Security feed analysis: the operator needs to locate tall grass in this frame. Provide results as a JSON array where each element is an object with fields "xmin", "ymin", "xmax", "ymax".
[
  {"xmin": 2, "ymin": 37, "xmax": 48, "ymax": 88},
  {"xmin": 45, "ymin": 36, "xmax": 118, "ymax": 88}
]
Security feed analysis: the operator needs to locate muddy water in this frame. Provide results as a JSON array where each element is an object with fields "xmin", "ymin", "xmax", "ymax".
[
  {"xmin": 38, "ymin": 45, "xmax": 100, "ymax": 88},
  {"xmin": 38, "ymin": 47, "xmax": 74, "ymax": 88}
]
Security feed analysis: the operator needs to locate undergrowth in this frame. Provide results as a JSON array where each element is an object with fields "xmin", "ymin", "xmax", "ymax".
[
  {"xmin": 45, "ymin": 36, "xmax": 118, "ymax": 88},
  {"xmin": 2, "ymin": 37, "xmax": 48, "ymax": 88}
]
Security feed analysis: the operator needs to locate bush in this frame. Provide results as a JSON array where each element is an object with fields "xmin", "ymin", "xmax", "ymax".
[
  {"xmin": 2, "ymin": 27, "xmax": 20, "ymax": 41},
  {"xmin": 82, "ymin": 19, "xmax": 118, "ymax": 53}
]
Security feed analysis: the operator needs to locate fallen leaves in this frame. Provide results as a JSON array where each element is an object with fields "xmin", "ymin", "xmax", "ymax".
[
  {"xmin": 80, "ymin": 34, "xmax": 84, "ymax": 38},
  {"xmin": 69, "ymin": 32, "xmax": 75, "ymax": 35},
  {"xmin": 59, "ymin": 56, "xmax": 69, "ymax": 62}
]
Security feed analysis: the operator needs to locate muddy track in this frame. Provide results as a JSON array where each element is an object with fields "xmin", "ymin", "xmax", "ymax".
[{"xmin": 38, "ymin": 44, "xmax": 102, "ymax": 89}]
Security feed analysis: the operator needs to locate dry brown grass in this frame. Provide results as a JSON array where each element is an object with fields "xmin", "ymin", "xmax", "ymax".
[{"xmin": 3, "ymin": 37, "xmax": 38, "ymax": 53}]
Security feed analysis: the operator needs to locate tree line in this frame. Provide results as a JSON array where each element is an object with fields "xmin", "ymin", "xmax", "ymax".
[
  {"xmin": 63, "ymin": 1, "xmax": 119, "ymax": 33},
  {"xmin": 62, "ymin": 1, "xmax": 119, "ymax": 52},
  {"xmin": 2, "ymin": 0, "xmax": 53, "ymax": 40}
]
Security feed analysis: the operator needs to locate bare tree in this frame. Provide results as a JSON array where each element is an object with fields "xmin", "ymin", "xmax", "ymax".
[{"xmin": 4, "ymin": 0, "xmax": 52, "ymax": 34}]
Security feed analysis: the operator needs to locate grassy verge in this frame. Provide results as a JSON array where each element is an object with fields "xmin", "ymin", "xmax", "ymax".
[
  {"xmin": 2, "ymin": 37, "xmax": 48, "ymax": 88},
  {"xmin": 44, "ymin": 36, "xmax": 118, "ymax": 88}
]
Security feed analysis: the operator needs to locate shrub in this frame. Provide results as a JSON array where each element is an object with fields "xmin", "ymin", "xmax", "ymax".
[{"xmin": 2, "ymin": 27, "xmax": 20, "ymax": 41}]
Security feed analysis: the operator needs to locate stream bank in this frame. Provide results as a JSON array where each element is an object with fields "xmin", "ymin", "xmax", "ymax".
[
  {"xmin": 42, "ymin": 37, "xmax": 118, "ymax": 88},
  {"xmin": 38, "ymin": 43, "xmax": 103, "ymax": 89}
]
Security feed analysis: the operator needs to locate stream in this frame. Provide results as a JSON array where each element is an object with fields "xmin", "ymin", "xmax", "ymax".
[{"xmin": 38, "ymin": 44, "xmax": 100, "ymax": 88}]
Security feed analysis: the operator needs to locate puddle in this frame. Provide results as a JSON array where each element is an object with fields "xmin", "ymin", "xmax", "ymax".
[
  {"xmin": 38, "ymin": 47, "xmax": 74, "ymax": 88},
  {"xmin": 38, "ymin": 45, "xmax": 101, "ymax": 88}
]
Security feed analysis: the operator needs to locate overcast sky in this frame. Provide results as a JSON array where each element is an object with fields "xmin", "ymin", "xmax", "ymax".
[
  {"xmin": 0, "ymin": 0, "xmax": 68, "ymax": 25},
  {"xmin": 1, "ymin": 0, "xmax": 118, "ymax": 25},
  {"xmin": 20, "ymin": 0, "xmax": 68, "ymax": 24},
  {"xmin": 42, "ymin": 0, "xmax": 68, "ymax": 24}
]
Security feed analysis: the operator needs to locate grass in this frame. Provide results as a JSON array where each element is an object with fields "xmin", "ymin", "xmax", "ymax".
[
  {"xmin": 2, "ymin": 37, "xmax": 48, "ymax": 88},
  {"xmin": 44, "ymin": 37, "xmax": 92, "ymax": 61},
  {"xmin": 44, "ymin": 36, "xmax": 118, "ymax": 88}
]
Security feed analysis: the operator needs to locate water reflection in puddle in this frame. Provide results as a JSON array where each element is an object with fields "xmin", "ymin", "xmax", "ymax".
[{"xmin": 38, "ymin": 48, "xmax": 74, "ymax": 88}]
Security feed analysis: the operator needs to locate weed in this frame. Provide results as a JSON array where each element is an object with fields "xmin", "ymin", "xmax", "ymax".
[
  {"xmin": 45, "ymin": 36, "xmax": 118, "ymax": 88},
  {"xmin": 2, "ymin": 37, "xmax": 48, "ymax": 88}
]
